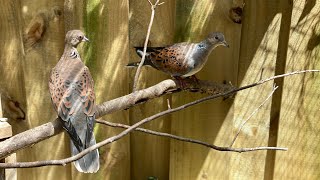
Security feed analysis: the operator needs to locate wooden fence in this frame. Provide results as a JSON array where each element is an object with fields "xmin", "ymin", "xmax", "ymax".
[{"xmin": 0, "ymin": 0, "xmax": 319, "ymax": 179}]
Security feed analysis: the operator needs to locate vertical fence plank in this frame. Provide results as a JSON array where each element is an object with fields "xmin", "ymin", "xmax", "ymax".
[
  {"xmin": 73, "ymin": 0, "xmax": 131, "ymax": 179},
  {"xmin": 0, "ymin": 94, "xmax": 17, "ymax": 180},
  {"xmin": 128, "ymin": 1, "xmax": 176, "ymax": 179},
  {"xmin": 232, "ymin": 1, "xmax": 282, "ymax": 179},
  {"xmin": 92, "ymin": 0, "xmax": 131, "ymax": 179},
  {"xmin": 0, "ymin": 122, "xmax": 16, "ymax": 180},
  {"xmin": 0, "ymin": 1, "xmax": 27, "ymax": 128},
  {"xmin": 0, "ymin": 1, "xmax": 39, "ymax": 180},
  {"xmin": 0, "ymin": 122, "xmax": 15, "ymax": 180},
  {"xmin": 274, "ymin": 0, "xmax": 320, "ymax": 179},
  {"xmin": 170, "ymin": 0, "xmax": 241, "ymax": 179},
  {"xmin": 19, "ymin": 1, "xmax": 69, "ymax": 180}
]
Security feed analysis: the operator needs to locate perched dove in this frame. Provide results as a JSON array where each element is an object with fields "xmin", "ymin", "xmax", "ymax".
[
  {"xmin": 49, "ymin": 30, "xmax": 99, "ymax": 173},
  {"xmin": 128, "ymin": 32, "xmax": 229, "ymax": 79}
]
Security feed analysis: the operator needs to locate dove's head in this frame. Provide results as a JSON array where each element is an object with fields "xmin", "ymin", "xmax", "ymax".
[
  {"xmin": 207, "ymin": 32, "xmax": 229, "ymax": 48},
  {"xmin": 65, "ymin": 30, "xmax": 89, "ymax": 47}
]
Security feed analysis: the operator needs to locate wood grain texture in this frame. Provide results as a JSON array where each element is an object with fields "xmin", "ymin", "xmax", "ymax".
[
  {"xmin": 19, "ymin": 1, "xmax": 70, "ymax": 180},
  {"xmin": 170, "ymin": 0, "xmax": 240, "ymax": 179},
  {"xmin": 274, "ymin": 0, "xmax": 320, "ymax": 179},
  {"xmin": 0, "ymin": 122, "xmax": 12, "ymax": 140},
  {"xmin": 65, "ymin": 0, "xmax": 131, "ymax": 179},
  {"xmin": 0, "ymin": 0, "xmax": 27, "ymax": 129},
  {"xmin": 129, "ymin": 1, "xmax": 175, "ymax": 179},
  {"xmin": 233, "ymin": 1, "xmax": 281, "ymax": 179},
  {"xmin": 0, "ymin": 122, "xmax": 16, "ymax": 180},
  {"xmin": 0, "ymin": 1, "xmax": 47, "ymax": 180},
  {"xmin": 0, "ymin": 92, "xmax": 16, "ymax": 180},
  {"xmin": 4, "ymin": 153, "xmax": 17, "ymax": 180}
]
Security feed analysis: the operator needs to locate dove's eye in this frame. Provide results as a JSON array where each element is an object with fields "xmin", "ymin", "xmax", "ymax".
[
  {"xmin": 78, "ymin": 35, "xmax": 83, "ymax": 40},
  {"xmin": 214, "ymin": 36, "xmax": 219, "ymax": 40}
]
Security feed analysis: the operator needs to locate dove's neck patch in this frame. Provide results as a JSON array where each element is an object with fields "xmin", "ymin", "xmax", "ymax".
[
  {"xmin": 69, "ymin": 47, "xmax": 80, "ymax": 59},
  {"xmin": 197, "ymin": 42, "xmax": 208, "ymax": 50}
]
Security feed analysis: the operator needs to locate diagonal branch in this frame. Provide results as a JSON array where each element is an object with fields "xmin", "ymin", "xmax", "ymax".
[
  {"xmin": 95, "ymin": 119, "xmax": 286, "ymax": 152},
  {"xmin": 0, "ymin": 70, "xmax": 318, "ymax": 162},
  {"xmin": 0, "ymin": 85, "xmax": 288, "ymax": 168},
  {"xmin": 96, "ymin": 79, "xmax": 234, "ymax": 117},
  {"xmin": 0, "ymin": 79, "xmax": 231, "ymax": 160}
]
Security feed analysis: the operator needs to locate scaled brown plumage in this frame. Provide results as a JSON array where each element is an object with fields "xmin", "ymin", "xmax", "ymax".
[
  {"xmin": 49, "ymin": 30, "xmax": 99, "ymax": 173},
  {"xmin": 128, "ymin": 32, "xmax": 229, "ymax": 78}
]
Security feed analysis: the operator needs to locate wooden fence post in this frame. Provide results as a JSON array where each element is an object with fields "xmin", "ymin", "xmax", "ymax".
[{"xmin": 0, "ymin": 94, "xmax": 17, "ymax": 180}]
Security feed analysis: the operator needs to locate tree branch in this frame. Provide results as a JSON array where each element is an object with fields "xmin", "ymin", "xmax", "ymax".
[
  {"xmin": 0, "ymin": 118, "xmax": 63, "ymax": 160},
  {"xmin": 96, "ymin": 78, "xmax": 234, "ymax": 117},
  {"xmin": 95, "ymin": 119, "xmax": 287, "ymax": 152},
  {"xmin": 0, "ymin": 70, "xmax": 318, "ymax": 163},
  {"xmin": 0, "ymin": 79, "xmax": 232, "ymax": 160},
  {"xmin": 0, "ymin": 86, "xmax": 288, "ymax": 168}
]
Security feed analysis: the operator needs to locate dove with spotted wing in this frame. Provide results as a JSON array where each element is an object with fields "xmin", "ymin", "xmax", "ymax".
[
  {"xmin": 128, "ymin": 32, "xmax": 229, "ymax": 79},
  {"xmin": 49, "ymin": 30, "xmax": 99, "ymax": 173}
]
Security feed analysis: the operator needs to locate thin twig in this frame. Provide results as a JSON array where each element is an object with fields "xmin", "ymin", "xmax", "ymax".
[
  {"xmin": 95, "ymin": 119, "xmax": 286, "ymax": 152},
  {"xmin": 0, "ymin": 107, "xmax": 288, "ymax": 169},
  {"xmin": 132, "ymin": 0, "xmax": 163, "ymax": 92},
  {"xmin": 230, "ymin": 84, "xmax": 278, "ymax": 147},
  {"xmin": 0, "ymin": 70, "xmax": 318, "ymax": 167}
]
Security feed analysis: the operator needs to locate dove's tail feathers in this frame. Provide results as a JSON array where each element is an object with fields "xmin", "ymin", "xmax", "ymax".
[
  {"xmin": 135, "ymin": 47, "xmax": 149, "ymax": 58},
  {"xmin": 126, "ymin": 47, "xmax": 151, "ymax": 67},
  {"xmin": 134, "ymin": 46, "xmax": 164, "ymax": 54},
  {"xmin": 126, "ymin": 61, "xmax": 142, "ymax": 67},
  {"xmin": 127, "ymin": 49, "xmax": 154, "ymax": 67},
  {"xmin": 126, "ymin": 59, "xmax": 154, "ymax": 68},
  {"xmin": 62, "ymin": 120, "xmax": 84, "ymax": 152},
  {"xmin": 127, "ymin": 47, "xmax": 164, "ymax": 68},
  {"xmin": 71, "ymin": 136, "xmax": 100, "ymax": 173}
]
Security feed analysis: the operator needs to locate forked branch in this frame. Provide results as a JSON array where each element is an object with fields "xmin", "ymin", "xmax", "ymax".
[{"xmin": 1, "ymin": 69, "xmax": 319, "ymax": 168}]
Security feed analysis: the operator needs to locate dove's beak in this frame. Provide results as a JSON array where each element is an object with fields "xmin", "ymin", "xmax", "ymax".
[
  {"xmin": 222, "ymin": 40, "xmax": 229, "ymax": 48},
  {"xmin": 83, "ymin": 36, "xmax": 90, "ymax": 42}
]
